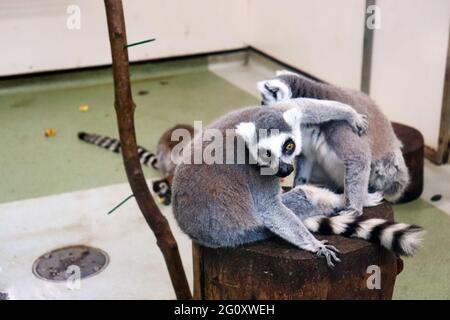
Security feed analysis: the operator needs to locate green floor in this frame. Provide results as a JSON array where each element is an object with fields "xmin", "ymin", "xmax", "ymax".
[
  {"xmin": 1, "ymin": 59, "xmax": 449, "ymax": 299},
  {"xmin": 393, "ymin": 200, "xmax": 450, "ymax": 299},
  {"xmin": 0, "ymin": 58, "xmax": 257, "ymax": 203}
]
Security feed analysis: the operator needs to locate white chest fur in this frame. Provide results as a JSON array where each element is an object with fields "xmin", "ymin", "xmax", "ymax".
[{"xmin": 301, "ymin": 126, "xmax": 345, "ymax": 187}]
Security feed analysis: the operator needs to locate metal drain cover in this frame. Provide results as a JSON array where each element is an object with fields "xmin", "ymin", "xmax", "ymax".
[{"xmin": 32, "ymin": 245, "xmax": 109, "ymax": 281}]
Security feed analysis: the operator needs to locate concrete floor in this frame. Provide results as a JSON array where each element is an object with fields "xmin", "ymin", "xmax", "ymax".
[
  {"xmin": 0, "ymin": 56, "xmax": 449, "ymax": 299},
  {"xmin": 0, "ymin": 181, "xmax": 192, "ymax": 299}
]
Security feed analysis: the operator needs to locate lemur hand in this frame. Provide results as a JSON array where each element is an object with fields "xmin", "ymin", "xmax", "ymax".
[
  {"xmin": 350, "ymin": 113, "xmax": 368, "ymax": 136},
  {"xmin": 314, "ymin": 240, "xmax": 341, "ymax": 268}
]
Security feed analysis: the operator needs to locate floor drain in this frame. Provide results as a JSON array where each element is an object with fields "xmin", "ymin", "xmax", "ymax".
[{"xmin": 32, "ymin": 245, "xmax": 109, "ymax": 282}]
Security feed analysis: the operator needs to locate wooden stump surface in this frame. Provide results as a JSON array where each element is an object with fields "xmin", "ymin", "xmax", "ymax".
[{"xmin": 193, "ymin": 202, "xmax": 402, "ymax": 300}]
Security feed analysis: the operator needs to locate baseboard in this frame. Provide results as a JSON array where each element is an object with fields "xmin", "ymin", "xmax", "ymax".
[
  {"xmin": 425, "ymin": 145, "xmax": 442, "ymax": 165},
  {"xmin": 248, "ymin": 46, "xmax": 326, "ymax": 83},
  {"xmin": 2, "ymin": 46, "xmax": 444, "ymax": 164},
  {"xmin": 0, "ymin": 46, "xmax": 324, "ymax": 85}
]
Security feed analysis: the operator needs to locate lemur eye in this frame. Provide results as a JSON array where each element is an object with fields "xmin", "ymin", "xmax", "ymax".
[
  {"xmin": 283, "ymin": 139, "xmax": 295, "ymax": 155},
  {"xmin": 265, "ymin": 149, "xmax": 272, "ymax": 158}
]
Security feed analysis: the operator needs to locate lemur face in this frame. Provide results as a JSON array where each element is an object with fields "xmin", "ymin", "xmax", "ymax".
[
  {"xmin": 257, "ymin": 70, "xmax": 299, "ymax": 106},
  {"xmin": 235, "ymin": 108, "xmax": 302, "ymax": 177}
]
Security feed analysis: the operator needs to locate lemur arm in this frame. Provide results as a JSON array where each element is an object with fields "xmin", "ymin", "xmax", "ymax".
[
  {"xmin": 257, "ymin": 199, "xmax": 340, "ymax": 267},
  {"xmin": 285, "ymin": 98, "xmax": 368, "ymax": 136}
]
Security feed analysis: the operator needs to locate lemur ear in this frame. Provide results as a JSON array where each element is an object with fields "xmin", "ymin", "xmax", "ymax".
[
  {"xmin": 256, "ymin": 80, "xmax": 271, "ymax": 94},
  {"xmin": 282, "ymin": 108, "xmax": 303, "ymax": 130},
  {"xmin": 257, "ymin": 79, "xmax": 292, "ymax": 101},
  {"xmin": 276, "ymin": 69, "xmax": 299, "ymax": 77},
  {"xmin": 235, "ymin": 122, "xmax": 257, "ymax": 144}
]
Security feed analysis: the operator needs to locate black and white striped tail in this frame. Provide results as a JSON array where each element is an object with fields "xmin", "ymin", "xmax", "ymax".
[
  {"xmin": 78, "ymin": 132, "xmax": 159, "ymax": 169},
  {"xmin": 304, "ymin": 215, "xmax": 425, "ymax": 256}
]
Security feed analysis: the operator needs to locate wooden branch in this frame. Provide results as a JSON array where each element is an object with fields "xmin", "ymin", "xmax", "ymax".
[{"xmin": 103, "ymin": 0, "xmax": 192, "ymax": 299}]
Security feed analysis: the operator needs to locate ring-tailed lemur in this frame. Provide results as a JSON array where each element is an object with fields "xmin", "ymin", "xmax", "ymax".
[
  {"xmin": 78, "ymin": 124, "xmax": 194, "ymax": 205},
  {"xmin": 258, "ymin": 70, "xmax": 410, "ymax": 216},
  {"xmin": 172, "ymin": 100, "xmax": 423, "ymax": 267}
]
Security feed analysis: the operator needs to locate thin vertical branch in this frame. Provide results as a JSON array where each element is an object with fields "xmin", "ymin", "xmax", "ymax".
[{"xmin": 103, "ymin": 0, "xmax": 192, "ymax": 299}]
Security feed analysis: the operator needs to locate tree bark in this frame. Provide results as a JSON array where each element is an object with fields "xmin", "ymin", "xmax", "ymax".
[{"xmin": 103, "ymin": 0, "xmax": 192, "ymax": 299}]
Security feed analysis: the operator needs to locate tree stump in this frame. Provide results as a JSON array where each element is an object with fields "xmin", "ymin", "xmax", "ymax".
[
  {"xmin": 193, "ymin": 202, "xmax": 403, "ymax": 300},
  {"xmin": 392, "ymin": 122, "xmax": 424, "ymax": 203}
]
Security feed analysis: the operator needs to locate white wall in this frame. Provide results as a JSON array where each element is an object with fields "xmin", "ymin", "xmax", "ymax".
[
  {"xmin": 1, "ymin": 0, "xmax": 365, "ymax": 88},
  {"xmin": 370, "ymin": 0, "xmax": 450, "ymax": 150},
  {"xmin": 0, "ymin": 0, "xmax": 248, "ymax": 76},
  {"xmin": 1, "ymin": 0, "xmax": 448, "ymax": 150},
  {"xmin": 248, "ymin": 0, "xmax": 366, "ymax": 90}
]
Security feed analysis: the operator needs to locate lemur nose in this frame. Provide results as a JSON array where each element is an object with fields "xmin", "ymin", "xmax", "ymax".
[{"xmin": 276, "ymin": 163, "xmax": 294, "ymax": 178}]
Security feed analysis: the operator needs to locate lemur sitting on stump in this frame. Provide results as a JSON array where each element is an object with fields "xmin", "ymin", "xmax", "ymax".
[{"xmin": 172, "ymin": 100, "xmax": 423, "ymax": 267}]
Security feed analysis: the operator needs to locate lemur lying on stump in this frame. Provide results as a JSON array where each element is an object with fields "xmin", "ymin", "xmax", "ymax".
[{"xmin": 258, "ymin": 70, "xmax": 410, "ymax": 217}]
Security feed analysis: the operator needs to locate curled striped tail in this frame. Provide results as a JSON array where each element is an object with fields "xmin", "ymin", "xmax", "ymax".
[
  {"xmin": 78, "ymin": 132, "xmax": 159, "ymax": 169},
  {"xmin": 304, "ymin": 215, "xmax": 425, "ymax": 256}
]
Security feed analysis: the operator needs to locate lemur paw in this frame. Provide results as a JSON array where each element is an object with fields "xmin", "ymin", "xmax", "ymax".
[
  {"xmin": 338, "ymin": 208, "xmax": 363, "ymax": 217},
  {"xmin": 351, "ymin": 113, "xmax": 368, "ymax": 136},
  {"xmin": 364, "ymin": 192, "xmax": 384, "ymax": 207},
  {"xmin": 316, "ymin": 240, "xmax": 341, "ymax": 268}
]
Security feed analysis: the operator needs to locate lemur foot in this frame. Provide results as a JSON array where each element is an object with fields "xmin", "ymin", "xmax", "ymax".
[
  {"xmin": 335, "ymin": 193, "xmax": 382, "ymax": 216},
  {"xmin": 315, "ymin": 240, "xmax": 341, "ymax": 268},
  {"xmin": 365, "ymin": 192, "xmax": 384, "ymax": 207},
  {"xmin": 338, "ymin": 208, "xmax": 363, "ymax": 217},
  {"xmin": 350, "ymin": 113, "xmax": 368, "ymax": 136}
]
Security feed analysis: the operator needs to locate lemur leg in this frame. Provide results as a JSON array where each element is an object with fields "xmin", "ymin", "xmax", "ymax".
[
  {"xmin": 256, "ymin": 199, "xmax": 340, "ymax": 267},
  {"xmin": 293, "ymin": 155, "xmax": 314, "ymax": 186},
  {"xmin": 325, "ymin": 125, "xmax": 371, "ymax": 216},
  {"xmin": 281, "ymin": 185, "xmax": 344, "ymax": 220},
  {"xmin": 370, "ymin": 150, "xmax": 410, "ymax": 202},
  {"xmin": 282, "ymin": 185, "xmax": 382, "ymax": 220}
]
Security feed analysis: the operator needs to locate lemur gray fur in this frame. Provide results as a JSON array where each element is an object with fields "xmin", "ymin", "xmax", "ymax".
[
  {"xmin": 172, "ymin": 100, "xmax": 424, "ymax": 267},
  {"xmin": 258, "ymin": 70, "xmax": 410, "ymax": 216},
  {"xmin": 78, "ymin": 123, "xmax": 194, "ymax": 205}
]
